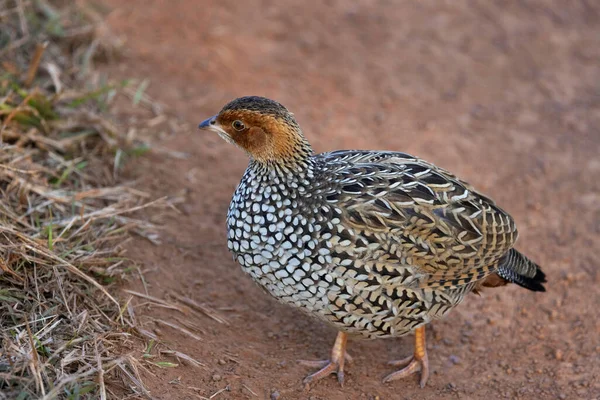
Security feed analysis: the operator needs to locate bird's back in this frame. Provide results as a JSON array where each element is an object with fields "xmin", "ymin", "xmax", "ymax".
[{"xmin": 314, "ymin": 150, "xmax": 519, "ymax": 285}]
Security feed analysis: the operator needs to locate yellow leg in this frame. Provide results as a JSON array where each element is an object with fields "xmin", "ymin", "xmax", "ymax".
[
  {"xmin": 383, "ymin": 326, "xmax": 430, "ymax": 388},
  {"xmin": 298, "ymin": 332, "xmax": 352, "ymax": 386}
]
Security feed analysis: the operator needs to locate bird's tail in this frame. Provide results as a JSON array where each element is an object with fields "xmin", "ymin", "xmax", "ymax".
[{"xmin": 488, "ymin": 249, "xmax": 546, "ymax": 292}]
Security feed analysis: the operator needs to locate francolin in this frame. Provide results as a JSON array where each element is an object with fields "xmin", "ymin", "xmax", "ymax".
[{"xmin": 199, "ymin": 96, "xmax": 546, "ymax": 387}]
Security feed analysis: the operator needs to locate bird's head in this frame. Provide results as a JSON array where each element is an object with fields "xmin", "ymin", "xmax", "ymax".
[{"xmin": 198, "ymin": 96, "xmax": 312, "ymax": 165}]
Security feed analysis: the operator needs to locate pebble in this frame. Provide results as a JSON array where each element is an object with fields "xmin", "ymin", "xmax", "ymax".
[
  {"xmin": 270, "ymin": 391, "xmax": 280, "ymax": 400},
  {"xmin": 449, "ymin": 355, "xmax": 461, "ymax": 365},
  {"xmin": 555, "ymin": 349, "xmax": 563, "ymax": 361},
  {"xmin": 212, "ymin": 374, "xmax": 222, "ymax": 382},
  {"xmin": 218, "ymin": 359, "xmax": 227, "ymax": 365}
]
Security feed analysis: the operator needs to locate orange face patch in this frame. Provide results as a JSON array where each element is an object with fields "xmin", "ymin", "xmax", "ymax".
[{"xmin": 216, "ymin": 110, "xmax": 304, "ymax": 163}]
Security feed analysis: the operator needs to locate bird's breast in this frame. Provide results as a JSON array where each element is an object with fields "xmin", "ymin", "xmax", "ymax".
[{"xmin": 225, "ymin": 172, "xmax": 339, "ymax": 309}]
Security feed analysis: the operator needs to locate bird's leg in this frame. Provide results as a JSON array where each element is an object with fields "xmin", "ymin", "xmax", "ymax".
[
  {"xmin": 298, "ymin": 331, "xmax": 352, "ymax": 386},
  {"xmin": 383, "ymin": 326, "xmax": 430, "ymax": 388}
]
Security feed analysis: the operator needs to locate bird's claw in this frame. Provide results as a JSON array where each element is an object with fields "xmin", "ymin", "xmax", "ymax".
[
  {"xmin": 298, "ymin": 332, "xmax": 351, "ymax": 387},
  {"xmin": 298, "ymin": 351, "xmax": 352, "ymax": 387},
  {"xmin": 299, "ymin": 359, "xmax": 345, "ymax": 386},
  {"xmin": 383, "ymin": 354, "xmax": 430, "ymax": 388}
]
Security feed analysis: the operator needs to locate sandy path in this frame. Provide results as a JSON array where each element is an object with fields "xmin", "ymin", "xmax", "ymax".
[{"xmin": 102, "ymin": 1, "xmax": 599, "ymax": 399}]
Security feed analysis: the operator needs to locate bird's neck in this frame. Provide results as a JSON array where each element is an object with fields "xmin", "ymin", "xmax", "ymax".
[
  {"xmin": 248, "ymin": 134, "xmax": 315, "ymax": 182},
  {"xmin": 247, "ymin": 146, "xmax": 316, "ymax": 188}
]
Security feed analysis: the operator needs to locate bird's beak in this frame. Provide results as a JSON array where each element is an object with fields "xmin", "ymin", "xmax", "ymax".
[
  {"xmin": 198, "ymin": 115, "xmax": 217, "ymax": 130},
  {"xmin": 198, "ymin": 114, "xmax": 234, "ymax": 144}
]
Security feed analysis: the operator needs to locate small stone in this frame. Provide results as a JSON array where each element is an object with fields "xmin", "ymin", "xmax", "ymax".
[
  {"xmin": 449, "ymin": 355, "xmax": 461, "ymax": 365},
  {"xmin": 555, "ymin": 349, "xmax": 563, "ymax": 361},
  {"xmin": 270, "ymin": 391, "xmax": 280, "ymax": 400},
  {"xmin": 218, "ymin": 359, "xmax": 227, "ymax": 365},
  {"xmin": 181, "ymin": 204, "xmax": 193, "ymax": 215},
  {"xmin": 558, "ymin": 394, "xmax": 567, "ymax": 400},
  {"xmin": 447, "ymin": 382, "xmax": 456, "ymax": 390},
  {"xmin": 212, "ymin": 374, "xmax": 222, "ymax": 382}
]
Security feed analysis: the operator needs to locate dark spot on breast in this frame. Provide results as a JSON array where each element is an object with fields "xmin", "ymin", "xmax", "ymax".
[
  {"xmin": 337, "ymin": 228, "xmax": 354, "ymax": 242},
  {"xmin": 390, "ymin": 288, "xmax": 418, "ymax": 302},
  {"xmin": 342, "ymin": 183, "xmax": 363, "ymax": 194},
  {"xmin": 364, "ymin": 276, "xmax": 380, "ymax": 287},
  {"xmin": 325, "ymin": 193, "xmax": 338, "ymax": 202}
]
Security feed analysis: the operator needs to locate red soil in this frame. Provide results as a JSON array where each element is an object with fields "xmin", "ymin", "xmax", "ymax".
[{"xmin": 102, "ymin": 1, "xmax": 599, "ymax": 399}]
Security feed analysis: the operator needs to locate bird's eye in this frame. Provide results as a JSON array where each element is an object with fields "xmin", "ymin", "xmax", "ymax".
[{"xmin": 232, "ymin": 120, "xmax": 245, "ymax": 131}]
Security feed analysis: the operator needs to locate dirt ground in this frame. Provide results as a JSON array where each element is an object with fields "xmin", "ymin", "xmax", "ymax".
[{"xmin": 100, "ymin": 1, "xmax": 599, "ymax": 399}]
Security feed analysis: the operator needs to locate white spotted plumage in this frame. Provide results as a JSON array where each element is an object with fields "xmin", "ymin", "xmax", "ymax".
[{"xmin": 224, "ymin": 148, "xmax": 524, "ymax": 339}]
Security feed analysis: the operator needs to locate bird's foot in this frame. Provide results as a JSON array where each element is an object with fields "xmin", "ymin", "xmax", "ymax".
[
  {"xmin": 383, "ymin": 326, "xmax": 430, "ymax": 387},
  {"xmin": 298, "ymin": 351, "xmax": 352, "ymax": 386},
  {"xmin": 383, "ymin": 353, "xmax": 429, "ymax": 387},
  {"xmin": 298, "ymin": 332, "xmax": 350, "ymax": 387}
]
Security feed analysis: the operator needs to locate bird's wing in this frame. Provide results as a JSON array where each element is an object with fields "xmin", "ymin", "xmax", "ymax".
[{"xmin": 316, "ymin": 150, "xmax": 518, "ymax": 288}]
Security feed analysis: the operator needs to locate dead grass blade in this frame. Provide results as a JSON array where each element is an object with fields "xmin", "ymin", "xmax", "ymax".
[
  {"xmin": 159, "ymin": 350, "xmax": 205, "ymax": 368},
  {"xmin": 154, "ymin": 319, "xmax": 203, "ymax": 341},
  {"xmin": 172, "ymin": 293, "xmax": 230, "ymax": 325},
  {"xmin": 0, "ymin": 0, "xmax": 167, "ymax": 398},
  {"xmin": 124, "ymin": 290, "xmax": 188, "ymax": 314}
]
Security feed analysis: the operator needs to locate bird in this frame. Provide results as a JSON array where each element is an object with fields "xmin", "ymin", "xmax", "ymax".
[{"xmin": 198, "ymin": 96, "xmax": 546, "ymax": 388}]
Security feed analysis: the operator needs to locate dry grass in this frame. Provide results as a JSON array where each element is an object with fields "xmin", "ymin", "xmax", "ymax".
[{"xmin": 0, "ymin": 1, "xmax": 165, "ymax": 398}]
